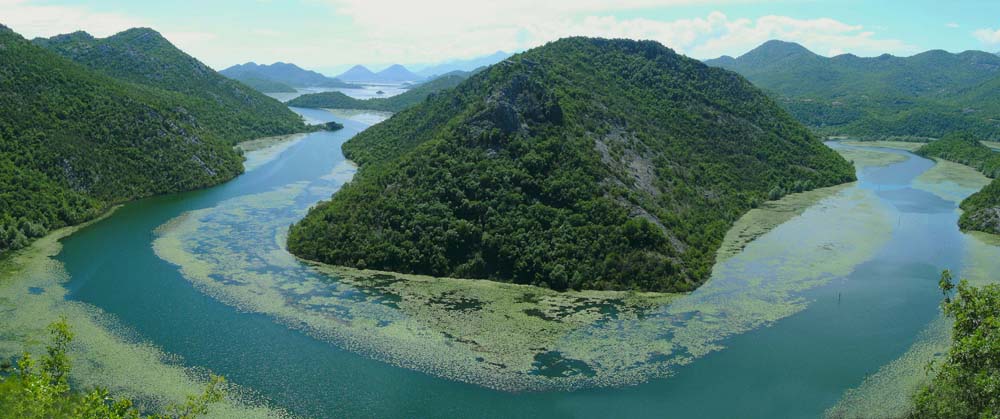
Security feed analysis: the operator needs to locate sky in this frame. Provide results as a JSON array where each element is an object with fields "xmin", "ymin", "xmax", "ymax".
[{"xmin": 3, "ymin": 0, "xmax": 1000, "ymax": 75}]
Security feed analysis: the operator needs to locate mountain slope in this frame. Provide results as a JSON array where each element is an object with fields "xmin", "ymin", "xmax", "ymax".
[
  {"xmin": 0, "ymin": 24, "xmax": 245, "ymax": 254},
  {"xmin": 219, "ymin": 61, "xmax": 357, "ymax": 88},
  {"xmin": 705, "ymin": 41, "xmax": 1000, "ymax": 140},
  {"xmin": 287, "ymin": 37, "xmax": 855, "ymax": 292},
  {"xmin": 236, "ymin": 77, "xmax": 296, "ymax": 93},
  {"xmin": 373, "ymin": 64, "xmax": 421, "ymax": 82},
  {"xmin": 287, "ymin": 74, "xmax": 467, "ymax": 112},
  {"xmin": 35, "ymin": 28, "xmax": 309, "ymax": 144}
]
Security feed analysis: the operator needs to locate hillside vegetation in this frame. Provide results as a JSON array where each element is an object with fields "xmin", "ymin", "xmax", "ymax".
[
  {"xmin": 287, "ymin": 74, "xmax": 467, "ymax": 112},
  {"xmin": 287, "ymin": 37, "xmax": 855, "ymax": 292},
  {"xmin": 34, "ymin": 28, "xmax": 308, "ymax": 144},
  {"xmin": 916, "ymin": 133, "xmax": 1000, "ymax": 234},
  {"xmin": 0, "ymin": 24, "xmax": 308, "ymax": 256},
  {"xmin": 706, "ymin": 41, "xmax": 1000, "ymax": 140}
]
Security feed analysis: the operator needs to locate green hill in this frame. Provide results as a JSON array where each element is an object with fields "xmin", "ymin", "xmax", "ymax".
[
  {"xmin": 916, "ymin": 133, "xmax": 1000, "ymax": 234},
  {"xmin": 33, "ymin": 28, "xmax": 308, "ymax": 144},
  {"xmin": 287, "ymin": 37, "xmax": 855, "ymax": 292},
  {"xmin": 235, "ymin": 77, "xmax": 296, "ymax": 93},
  {"xmin": 287, "ymin": 74, "xmax": 468, "ymax": 112},
  {"xmin": 0, "ymin": 23, "xmax": 295, "ymax": 255},
  {"xmin": 705, "ymin": 41, "xmax": 1000, "ymax": 140}
]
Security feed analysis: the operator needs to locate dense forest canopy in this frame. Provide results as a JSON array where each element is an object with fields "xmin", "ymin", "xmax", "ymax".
[
  {"xmin": 0, "ymin": 24, "xmax": 310, "ymax": 256},
  {"xmin": 33, "ymin": 28, "xmax": 308, "ymax": 144},
  {"xmin": 287, "ymin": 74, "xmax": 468, "ymax": 112},
  {"xmin": 287, "ymin": 37, "xmax": 855, "ymax": 292},
  {"xmin": 705, "ymin": 40, "xmax": 1000, "ymax": 140},
  {"xmin": 916, "ymin": 133, "xmax": 1000, "ymax": 234}
]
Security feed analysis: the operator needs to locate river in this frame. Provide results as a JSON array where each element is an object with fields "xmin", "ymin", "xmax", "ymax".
[{"xmin": 12, "ymin": 109, "xmax": 1000, "ymax": 418}]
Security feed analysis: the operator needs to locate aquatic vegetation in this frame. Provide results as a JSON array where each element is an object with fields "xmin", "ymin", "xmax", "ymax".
[
  {"xmin": 912, "ymin": 158, "xmax": 990, "ymax": 202},
  {"xmin": 236, "ymin": 134, "xmax": 309, "ymax": 171},
  {"xmin": 153, "ymin": 159, "xmax": 892, "ymax": 391},
  {"xmin": 0, "ymin": 215, "xmax": 290, "ymax": 419},
  {"xmin": 841, "ymin": 141, "xmax": 925, "ymax": 152},
  {"xmin": 826, "ymin": 316, "xmax": 951, "ymax": 419},
  {"xmin": 834, "ymin": 146, "xmax": 908, "ymax": 169},
  {"xmin": 321, "ymin": 109, "xmax": 394, "ymax": 126}
]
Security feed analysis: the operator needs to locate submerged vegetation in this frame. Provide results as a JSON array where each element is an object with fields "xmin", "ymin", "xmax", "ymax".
[
  {"xmin": 916, "ymin": 132, "xmax": 1000, "ymax": 234},
  {"xmin": 288, "ymin": 37, "xmax": 855, "ymax": 292},
  {"xmin": 0, "ymin": 319, "xmax": 225, "ymax": 419},
  {"xmin": 0, "ymin": 24, "xmax": 315, "ymax": 257},
  {"xmin": 287, "ymin": 74, "xmax": 468, "ymax": 112}
]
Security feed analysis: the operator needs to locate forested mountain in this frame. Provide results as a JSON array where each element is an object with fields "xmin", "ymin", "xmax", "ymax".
[
  {"xmin": 219, "ymin": 61, "xmax": 358, "ymax": 88},
  {"xmin": 916, "ymin": 133, "xmax": 1000, "ymax": 234},
  {"xmin": 287, "ymin": 37, "xmax": 855, "ymax": 292},
  {"xmin": 705, "ymin": 40, "xmax": 1000, "ymax": 140},
  {"xmin": 287, "ymin": 74, "xmax": 467, "ymax": 112},
  {"xmin": 34, "ymin": 28, "xmax": 309, "ymax": 143},
  {"xmin": 0, "ymin": 24, "xmax": 301, "ymax": 256},
  {"xmin": 235, "ymin": 77, "xmax": 297, "ymax": 93},
  {"xmin": 336, "ymin": 64, "xmax": 421, "ymax": 82}
]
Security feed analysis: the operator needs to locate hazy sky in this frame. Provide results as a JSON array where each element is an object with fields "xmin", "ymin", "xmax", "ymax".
[{"xmin": 4, "ymin": 0, "xmax": 1000, "ymax": 74}]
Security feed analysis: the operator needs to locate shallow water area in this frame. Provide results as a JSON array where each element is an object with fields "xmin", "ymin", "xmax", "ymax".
[{"xmin": 5, "ymin": 113, "xmax": 994, "ymax": 418}]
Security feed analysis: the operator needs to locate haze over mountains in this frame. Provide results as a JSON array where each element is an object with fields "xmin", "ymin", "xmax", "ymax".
[
  {"xmin": 220, "ymin": 61, "xmax": 358, "ymax": 91},
  {"xmin": 705, "ymin": 40, "xmax": 1000, "ymax": 140},
  {"xmin": 335, "ymin": 64, "xmax": 422, "ymax": 83},
  {"xmin": 416, "ymin": 51, "xmax": 512, "ymax": 78}
]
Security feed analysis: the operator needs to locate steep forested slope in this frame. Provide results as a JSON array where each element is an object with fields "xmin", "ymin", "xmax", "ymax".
[
  {"xmin": 287, "ymin": 37, "xmax": 855, "ymax": 292},
  {"xmin": 287, "ymin": 74, "xmax": 467, "ymax": 112},
  {"xmin": 916, "ymin": 133, "xmax": 1000, "ymax": 234},
  {"xmin": 34, "ymin": 28, "xmax": 308, "ymax": 143},
  {"xmin": 705, "ymin": 41, "xmax": 1000, "ymax": 140},
  {"xmin": 0, "ymin": 24, "xmax": 252, "ymax": 255}
]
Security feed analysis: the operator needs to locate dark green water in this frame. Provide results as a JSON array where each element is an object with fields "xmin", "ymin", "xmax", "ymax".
[{"xmin": 55, "ymin": 112, "xmax": 980, "ymax": 418}]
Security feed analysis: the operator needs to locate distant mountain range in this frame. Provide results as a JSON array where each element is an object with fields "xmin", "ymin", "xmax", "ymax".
[
  {"xmin": 219, "ymin": 62, "xmax": 358, "ymax": 90},
  {"xmin": 705, "ymin": 40, "xmax": 1000, "ymax": 140},
  {"xmin": 416, "ymin": 51, "xmax": 512, "ymax": 78},
  {"xmin": 335, "ymin": 64, "xmax": 422, "ymax": 83}
]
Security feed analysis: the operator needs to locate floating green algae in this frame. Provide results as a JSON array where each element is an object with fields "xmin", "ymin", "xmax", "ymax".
[
  {"xmin": 840, "ymin": 141, "xmax": 925, "ymax": 152},
  {"xmin": 835, "ymin": 146, "xmax": 909, "ymax": 169},
  {"xmin": 321, "ymin": 109, "xmax": 393, "ymax": 126},
  {"xmin": 825, "ymin": 316, "xmax": 951, "ymax": 419},
  {"xmin": 913, "ymin": 158, "xmax": 991, "ymax": 202},
  {"xmin": 0, "ymin": 213, "xmax": 290, "ymax": 419},
  {"xmin": 236, "ymin": 133, "xmax": 310, "ymax": 171},
  {"xmin": 152, "ymin": 153, "xmax": 895, "ymax": 392}
]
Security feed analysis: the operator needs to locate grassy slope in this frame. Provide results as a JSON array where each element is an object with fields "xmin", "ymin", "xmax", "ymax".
[{"xmin": 287, "ymin": 37, "xmax": 854, "ymax": 292}]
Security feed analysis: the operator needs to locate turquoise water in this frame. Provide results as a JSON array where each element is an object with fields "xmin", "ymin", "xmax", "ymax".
[{"xmin": 55, "ymin": 113, "xmax": 983, "ymax": 418}]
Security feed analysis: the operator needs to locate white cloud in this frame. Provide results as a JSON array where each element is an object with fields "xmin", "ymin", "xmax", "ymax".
[
  {"xmin": 946, "ymin": 22, "xmax": 960, "ymax": 28},
  {"xmin": 0, "ymin": 0, "xmax": 145, "ymax": 38},
  {"xmin": 974, "ymin": 28, "xmax": 1000, "ymax": 46}
]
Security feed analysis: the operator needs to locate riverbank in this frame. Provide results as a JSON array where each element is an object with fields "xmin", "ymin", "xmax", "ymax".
[{"xmin": 0, "ymin": 209, "xmax": 290, "ymax": 419}]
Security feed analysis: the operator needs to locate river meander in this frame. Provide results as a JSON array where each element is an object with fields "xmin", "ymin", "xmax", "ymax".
[{"xmin": 3, "ymin": 109, "xmax": 999, "ymax": 418}]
